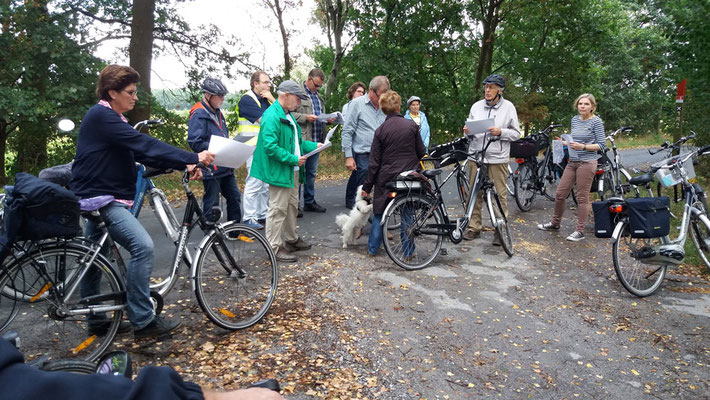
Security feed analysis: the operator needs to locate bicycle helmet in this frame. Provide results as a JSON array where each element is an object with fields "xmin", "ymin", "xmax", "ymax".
[
  {"xmin": 482, "ymin": 74, "xmax": 505, "ymax": 89},
  {"xmin": 201, "ymin": 78, "xmax": 228, "ymax": 96}
]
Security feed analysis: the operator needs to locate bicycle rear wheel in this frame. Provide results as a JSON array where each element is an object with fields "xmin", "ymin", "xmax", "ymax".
[
  {"xmin": 513, "ymin": 162, "xmax": 536, "ymax": 212},
  {"xmin": 0, "ymin": 243, "xmax": 123, "ymax": 361},
  {"xmin": 489, "ymin": 190, "xmax": 514, "ymax": 256},
  {"xmin": 690, "ymin": 214, "xmax": 710, "ymax": 272},
  {"xmin": 456, "ymin": 168, "xmax": 470, "ymax": 209},
  {"xmin": 382, "ymin": 193, "xmax": 444, "ymax": 270},
  {"xmin": 541, "ymin": 163, "xmax": 562, "ymax": 201},
  {"xmin": 194, "ymin": 223, "xmax": 278, "ymax": 330},
  {"xmin": 612, "ymin": 220, "xmax": 668, "ymax": 297}
]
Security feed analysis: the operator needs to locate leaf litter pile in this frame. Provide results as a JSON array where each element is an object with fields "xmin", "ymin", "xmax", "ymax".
[{"xmin": 114, "ymin": 257, "xmax": 375, "ymax": 398}]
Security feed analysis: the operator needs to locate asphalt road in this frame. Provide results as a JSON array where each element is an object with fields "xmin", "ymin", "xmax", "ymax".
[{"xmin": 138, "ymin": 147, "xmax": 709, "ymax": 398}]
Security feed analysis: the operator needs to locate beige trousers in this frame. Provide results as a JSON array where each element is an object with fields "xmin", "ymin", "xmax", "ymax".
[
  {"xmin": 467, "ymin": 162, "xmax": 509, "ymax": 232},
  {"xmin": 265, "ymin": 172, "xmax": 299, "ymax": 252}
]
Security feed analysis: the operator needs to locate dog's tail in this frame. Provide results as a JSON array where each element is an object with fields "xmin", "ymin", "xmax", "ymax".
[{"xmin": 335, "ymin": 213, "xmax": 349, "ymax": 228}]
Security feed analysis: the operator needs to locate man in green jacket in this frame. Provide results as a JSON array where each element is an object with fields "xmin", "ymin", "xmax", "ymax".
[{"xmin": 251, "ymin": 80, "xmax": 321, "ymax": 262}]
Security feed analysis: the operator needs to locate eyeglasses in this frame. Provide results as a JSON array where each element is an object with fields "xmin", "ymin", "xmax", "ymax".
[
  {"xmin": 122, "ymin": 90, "xmax": 138, "ymax": 98},
  {"xmin": 259, "ymin": 80, "xmax": 271, "ymax": 85},
  {"xmin": 310, "ymin": 78, "xmax": 323, "ymax": 89}
]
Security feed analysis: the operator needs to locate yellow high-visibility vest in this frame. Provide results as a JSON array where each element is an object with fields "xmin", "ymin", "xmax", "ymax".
[{"xmin": 235, "ymin": 90, "xmax": 271, "ymax": 137}]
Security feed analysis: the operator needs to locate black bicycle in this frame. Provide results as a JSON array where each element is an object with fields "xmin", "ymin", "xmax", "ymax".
[
  {"xmin": 381, "ymin": 134, "xmax": 513, "ymax": 270},
  {"xmin": 512, "ymin": 124, "xmax": 578, "ymax": 211}
]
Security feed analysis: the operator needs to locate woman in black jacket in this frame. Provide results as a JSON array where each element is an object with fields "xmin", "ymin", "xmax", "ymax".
[{"xmin": 362, "ymin": 90, "xmax": 427, "ymax": 255}]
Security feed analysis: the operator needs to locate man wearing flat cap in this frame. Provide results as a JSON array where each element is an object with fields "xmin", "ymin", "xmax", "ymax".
[{"xmin": 251, "ymin": 80, "xmax": 322, "ymax": 262}]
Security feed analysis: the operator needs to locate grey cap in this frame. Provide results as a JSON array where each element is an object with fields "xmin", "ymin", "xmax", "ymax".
[
  {"xmin": 277, "ymin": 80, "xmax": 309, "ymax": 100},
  {"xmin": 407, "ymin": 96, "xmax": 421, "ymax": 107}
]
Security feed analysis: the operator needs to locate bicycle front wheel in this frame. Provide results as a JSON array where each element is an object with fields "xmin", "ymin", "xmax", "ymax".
[
  {"xmin": 0, "ymin": 243, "xmax": 123, "ymax": 361},
  {"xmin": 513, "ymin": 162, "xmax": 536, "ymax": 212},
  {"xmin": 382, "ymin": 193, "xmax": 444, "ymax": 270},
  {"xmin": 690, "ymin": 215, "xmax": 710, "ymax": 272},
  {"xmin": 194, "ymin": 223, "xmax": 278, "ymax": 330},
  {"xmin": 612, "ymin": 220, "xmax": 668, "ymax": 297},
  {"xmin": 456, "ymin": 168, "xmax": 470, "ymax": 209},
  {"xmin": 488, "ymin": 190, "xmax": 514, "ymax": 256}
]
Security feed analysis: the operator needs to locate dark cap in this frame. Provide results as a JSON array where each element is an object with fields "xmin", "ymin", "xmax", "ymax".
[{"xmin": 277, "ymin": 80, "xmax": 309, "ymax": 100}]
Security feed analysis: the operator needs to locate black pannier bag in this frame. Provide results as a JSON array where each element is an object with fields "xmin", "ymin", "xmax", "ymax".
[
  {"xmin": 592, "ymin": 200, "xmax": 614, "ymax": 238},
  {"xmin": 429, "ymin": 137, "xmax": 468, "ymax": 167},
  {"xmin": 11, "ymin": 172, "xmax": 82, "ymax": 241},
  {"xmin": 509, "ymin": 137, "xmax": 538, "ymax": 158},
  {"xmin": 625, "ymin": 196, "xmax": 670, "ymax": 238}
]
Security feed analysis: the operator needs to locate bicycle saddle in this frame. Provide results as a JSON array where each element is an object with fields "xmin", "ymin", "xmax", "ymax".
[
  {"xmin": 629, "ymin": 172, "xmax": 654, "ymax": 186},
  {"xmin": 423, "ymin": 169, "xmax": 443, "ymax": 178},
  {"xmin": 79, "ymin": 195, "xmax": 115, "ymax": 212}
]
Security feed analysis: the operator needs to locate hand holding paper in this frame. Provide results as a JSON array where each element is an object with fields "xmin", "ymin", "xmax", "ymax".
[{"xmin": 464, "ymin": 118, "xmax": 495, "ymax": 135}]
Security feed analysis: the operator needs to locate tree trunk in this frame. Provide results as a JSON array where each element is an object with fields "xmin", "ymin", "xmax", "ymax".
[
  {"xmin": 273, "ymin": 0, "xmax": 292, "ymax": 79},
  {"xmin": 0, "ymin": 121, "xmax": 9, "ymax": 185},
  {"xmin": 473, "ymin": 0, "xmax": 503, "ymax": 97},
  {"xmin": 126, "ymin": 0, "xmax": 155, "ymax": 125}
]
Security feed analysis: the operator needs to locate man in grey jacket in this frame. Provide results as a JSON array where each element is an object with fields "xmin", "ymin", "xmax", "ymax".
[{"xmin": 463, "ymin": 74, "xmax": 521, "ymax": 244}]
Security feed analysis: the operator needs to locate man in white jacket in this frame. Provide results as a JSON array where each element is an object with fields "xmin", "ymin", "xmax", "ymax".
[{"xmin": 462, "ymin": 74, "xmax": 521, "ymax": 244}]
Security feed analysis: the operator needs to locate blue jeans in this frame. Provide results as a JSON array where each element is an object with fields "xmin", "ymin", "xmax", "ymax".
[
  {"xmin": 368, "ymin": 213, "xmax": 384, "ymax": 255},
  {"xmin": 83, "ymin": 202, "xmax": 155, "ymax": 329},
  {"xmin": 203, "ymin": 174, "xmax": 242, "ymax": 223},
  {"xmin": 300, "ymin": 152, "xmax": 319, "ymax": 206},
  {"xmin": 345, "ymin": 152, "xmax": 370, "ymax": 209}
]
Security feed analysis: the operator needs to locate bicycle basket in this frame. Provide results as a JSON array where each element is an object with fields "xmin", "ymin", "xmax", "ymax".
[
  {"xmin": 429, "ymin": 137, "xmax": 468, "ymax": 167},
  {"xmin": 653, "ymin": 156, "xmax": 695, "ymax": 188},
  {"xmin": 509, "ymin": 137, "xmax": 538, "ymax": 158}
]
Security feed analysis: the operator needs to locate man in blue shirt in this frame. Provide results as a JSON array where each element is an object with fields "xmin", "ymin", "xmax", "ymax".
[
  {"xmin": 237, "ymin": 70, "xmax": 274, "ymax": 229},
  {"xmin": 188, "ymin": 78, "xmax": 242, "ymax": 226},
  {"xmin": 341, "ymin": 75, "xmax": 389, "ymax": 209},
  {"xmin": 292, "ymin": 68, "xmax": 332, "ymax": 214}
]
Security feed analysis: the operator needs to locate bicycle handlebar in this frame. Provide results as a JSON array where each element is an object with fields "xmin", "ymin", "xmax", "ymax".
[
  {"xmin": 648, "ymin": 131, "xmax": 696, "ymax": 155},
  {"xmin": 133, "ymin": 119, "xmax": 164, "ymax": 132}
]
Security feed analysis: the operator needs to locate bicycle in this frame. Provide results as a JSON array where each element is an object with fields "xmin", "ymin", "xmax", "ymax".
[
  {"xmin": 649, "ymin": 132, "xmax": 697, "ymax": 199},
  {"xmin": 512, "ymin": 124, "xmax": 578, "ymax": 211},
  {"xmin": 594, "ymin": 126, "xmax": 646, "ymax": 200},
  {"xmin": 381, "ymin": 133, "xmax": 513, "ymax": 270},
  {"xmin": 0, "ymin": 166, "xmax": 278, "ymax": 362},
  {"xmin": 610, "ymin": 145, "xmax": 710, "ymax": 297}
]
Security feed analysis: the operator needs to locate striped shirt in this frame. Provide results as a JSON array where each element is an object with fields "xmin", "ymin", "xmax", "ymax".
[{"xmin": 569, "ymin": 115, "xmax": 606, "ymax": 162}]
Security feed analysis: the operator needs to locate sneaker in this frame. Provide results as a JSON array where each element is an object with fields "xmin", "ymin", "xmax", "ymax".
[
  {"xmin": 243, "ymin": 219, "xmax": 263, "ymax": 230},
  {"xmin": 304, "ymin": 202, "xmax": 326, "ymax": 213},
  {"xmin": 283, "ymin": 237, "xmax": 312, "ymax": 252},
  {"xmin": 463, "ymin": 229, "xmax": 480, "ymax": 241},
  {"xmin": 275, "ymin": 248, "xmax": 297, "ymax": 263},
  {"xmin": 566, "ymin": 231, "xmax": 585, "ymax": 242},
  {"xmin": 133, "ymin": 315, "xmax": 181, "ymax": 339},
  {"xmin": 88, "ymin": 320, "xmax": 132, "ymax": 335},
  {"xmin": 537, "ymin": 222, "xmax": 560, "ymax": 231}
]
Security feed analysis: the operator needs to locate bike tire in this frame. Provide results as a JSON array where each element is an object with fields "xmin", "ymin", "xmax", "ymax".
[
  {"xmin": 489, "ymin": 191, "xmax": 514, "ymax": 256},
  {"xmin": 689, "ymin": 211, "xmax": 710, "ymax": 273},
  {"xmin": 194, "ymin": 222, "xmax": 278, "ymax": 330},
  {"xmin": 612, "ymin": 220, "xmax": 668, "ymax": 297},
  {"xmin": 41, "ymin": 359, "xmax": 96, "ymax": 374},
  {"xmin": 506, "ymin": 165, "xmax": 515, "ymax": 196},
  {"xmin": 382, "ymin": 193, "xmax": 444, "ymax": 270},
  {"xmin": 541, "ymin": 161, "xmax": 559, "ymax": 201},
  {"xmin": 0, "ymin": 242, "xmax": 124, "ymax": 361},
  {"xmin": 456, "ymin": 168, "xmax": 470, "ymax": 210},
  {"xmin": 513, "ymin": 162, "xmax": 536, "ymax": 212}
]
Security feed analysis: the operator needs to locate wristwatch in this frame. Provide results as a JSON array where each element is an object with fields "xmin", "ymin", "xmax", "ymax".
[{"xmin": 583, "ymin": 144, "xmax": 587, "ymax": 151}]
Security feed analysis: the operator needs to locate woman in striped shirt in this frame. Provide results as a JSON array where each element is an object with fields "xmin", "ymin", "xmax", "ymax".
[{"xmin": 538, "ymin": 94, "xmax": 606, "ymax": 241}]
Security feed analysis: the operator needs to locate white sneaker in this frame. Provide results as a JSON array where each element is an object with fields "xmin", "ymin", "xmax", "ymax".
[{"xmin": 566, "ymin": 231, "xmax": 585, "ymax": 242}]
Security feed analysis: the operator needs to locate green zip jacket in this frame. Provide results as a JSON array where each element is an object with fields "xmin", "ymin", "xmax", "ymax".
[{"xmin": 251, "ymin": 101, "xmax": 318, "ymax": 188}]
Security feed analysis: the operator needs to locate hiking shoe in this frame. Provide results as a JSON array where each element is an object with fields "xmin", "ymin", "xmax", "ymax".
[
  {"xmin": 463, "ymin": 229, "xmax": 480, "ymax": 241},
  {"xmin": 275, "ymin": 248, "xmax": 297, "ymax": 263},
  {"xmin": 304, "ymin": 202, "xmax": 326, "ymax": 213},
  {"xmin": 537, "ymin": 222, "xmax": 560, "ymax": 231},
  {"xmin": 243, "ymin": 219, "xmax": 264, "ymax": 230},
  {"xmin": 283, "ymin": 237, "xmax": 312, "ymax": 252},
  {"xmin": 133, "ymin": 315, "xmax": 181, "ymax": 339},
  {"xmin": 492, "ymin": 231, "xmax": 502, "ymax": 246},
  {"xmin": 88, "ymin": 320, "xmax": 132, "ymax": 335},
  {"xmin": 566, "ymin": 231, "xmax": 585, "ymax": 242}
]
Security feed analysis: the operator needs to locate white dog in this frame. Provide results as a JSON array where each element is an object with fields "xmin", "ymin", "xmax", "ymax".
[{"xmin": 335, "ymin": 186, "xmax": 373, "ymax": 248}]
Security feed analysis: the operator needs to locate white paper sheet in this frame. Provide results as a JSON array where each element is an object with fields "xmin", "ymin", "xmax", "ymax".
[
  {"xmin": 560, "ymin": 134, "xmax": 578, "ymax": 159},
  {"xmin": 303, "ymin": 141, "xmax": 332, "ymax": 158},
  {"xmin": 323, "ymin": 126, "xmax": 337, "ymax": 143},
  {"xmin": 208, "ymin": 135, "xmax": 255, "ymax": 169},
  {"xmin": 465, "ymin": 118, "xmax": 495, "ymax": 135},
  {"xmin": 318, "ymin": 112, "xmax": 343, "ymax": 124}
]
